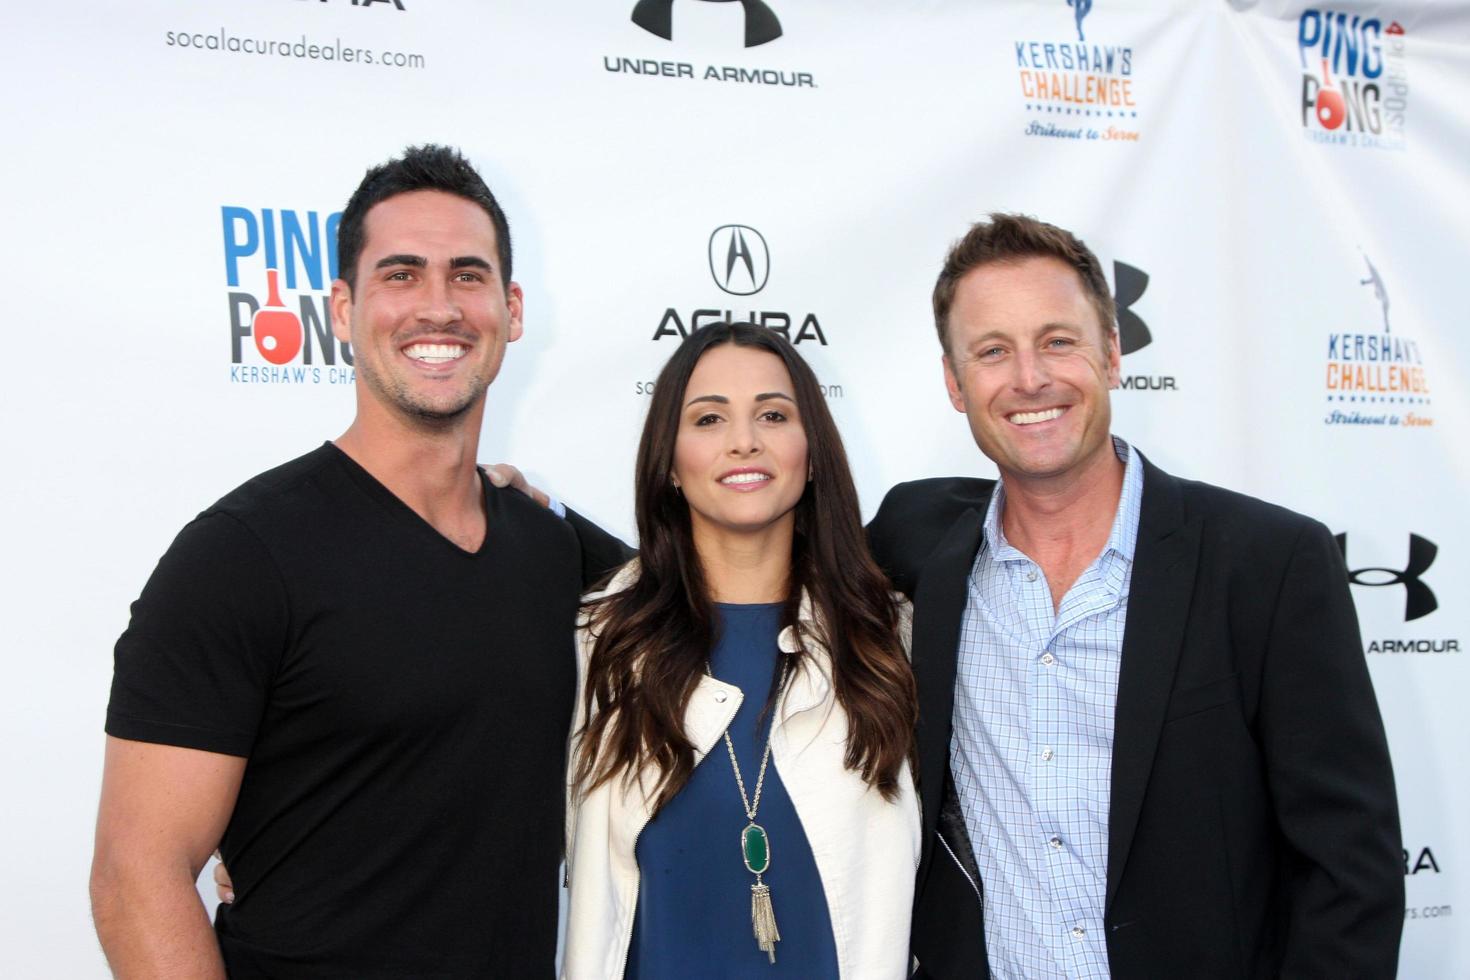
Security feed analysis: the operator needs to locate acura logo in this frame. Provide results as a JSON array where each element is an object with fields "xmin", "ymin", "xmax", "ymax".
[
  {"xmin": 1336, "ymin": 532, "xmax": 1439, "ymax": 621},
  {"xmin": 709, "ymin": 225, "xmax": 770, "ymax": 296},
  {"xmin": 632, "ymin": 0, "xmax": 784, "ymax": 48}
]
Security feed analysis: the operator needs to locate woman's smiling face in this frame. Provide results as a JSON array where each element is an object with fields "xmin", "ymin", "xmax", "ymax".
[{"xmin": 672, "ymin": 343, "xmax": 810, "ymax": 544}]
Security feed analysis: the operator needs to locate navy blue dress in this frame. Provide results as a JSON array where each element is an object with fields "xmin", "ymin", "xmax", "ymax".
[{"xmin": 625, "ymin": 603, "xmax": 840, "ymax": 979}]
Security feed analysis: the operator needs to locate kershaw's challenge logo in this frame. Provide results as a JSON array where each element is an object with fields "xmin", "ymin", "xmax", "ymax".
[
  {"xmin": 1014, "ymin": 0, "xmax": 1140, "ymax": 143},
  {"xmin": 605, "ymin": 0, "xmax": 814, "ymax": 88},
  {"xmin": 1323, "ymin": 252, "xmax": 1431, "ymax": 427},
  {"xmin": 1068, "ymin": 0, "xmax": 1092, "ymax": 41},
  {"xmin": 223, "ymin": 206, "xmax": 355, "ymax": 386},
  {"xmin": 1299, "ymin": 10, "xmax": 1407, "ymax": 149}
]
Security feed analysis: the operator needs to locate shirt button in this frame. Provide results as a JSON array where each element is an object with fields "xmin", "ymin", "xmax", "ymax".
[
  {"xmin": 1048, "ymin": 835, "xmax": 1063, "ymax": 850},
  {"xmin": 1072, "ymin": 925, "xmax": 1086, "ymax": 939},
  {"xmin": 1041, "ymin": 746, "xmax": 1054, "ymax": 762},
  {"xmin": 713, "ymin": 690, "xmax": 728, "ymax": 703},
  {"xmin": 1025, "ymin": 570, "xmax": 1038, "ymax": 582},
  {"xmin": 1040, "ymin": 651, "xmax": 1056, "ymax": 666}
]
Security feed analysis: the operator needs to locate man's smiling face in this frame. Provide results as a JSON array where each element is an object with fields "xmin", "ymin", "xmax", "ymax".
[
  {"xmin": 332, "ymin": 189, "xmax": 523, "ymax": 426},
  {"xmin": 942, "ymin": 255, "xmax": 1121, "ymax": 487}
]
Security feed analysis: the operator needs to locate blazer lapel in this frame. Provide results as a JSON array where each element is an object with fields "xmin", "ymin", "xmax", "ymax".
[
  {"xmin": 913, "ymin": 506, "xmax": 987, "ymax": 852},
  {"xmin": 1106, "ymin": 457, "xmax": 1201, "ymax": 908}
]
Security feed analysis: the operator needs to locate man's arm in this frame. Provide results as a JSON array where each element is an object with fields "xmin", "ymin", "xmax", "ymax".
[
  {"xmin": 867, "ymin": 482, "xmax": 922, "ymax": 597},
  {"xmin": 483, "ymin": 464, "xmax": 634, "ymax": 588},
  {"xmin": 90, "ymin": 737, "xmax": 246, "ymax": 979},
  {"xmin": 564, "ymin": 507, "xmax": 635, "ymax": 589},
  {"xmin": 1260, "ymin": 520, "xmax": 1404, "ymax": 976},
  {"xmin": 867, "ymin": 478, "xmax": 992, "ymax": 598}
]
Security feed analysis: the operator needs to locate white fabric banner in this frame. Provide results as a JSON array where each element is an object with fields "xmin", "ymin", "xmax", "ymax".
[{"xmin": 1, "ymin": 0, "xmax": 1463, "ymax": 974}]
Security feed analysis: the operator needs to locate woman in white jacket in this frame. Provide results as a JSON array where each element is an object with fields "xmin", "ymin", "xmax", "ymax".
[{"xmin": 563, "ymin": 322, "xmax": 921, "ymax": 980}]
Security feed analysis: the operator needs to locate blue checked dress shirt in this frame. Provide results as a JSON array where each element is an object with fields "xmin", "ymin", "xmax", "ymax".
[{"xmin": 951, "ymin": 437, "xmax": 1143, "ymax": 980}]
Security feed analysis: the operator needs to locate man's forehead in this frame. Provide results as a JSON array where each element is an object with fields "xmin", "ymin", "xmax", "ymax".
[
  {"xmin": 957, "ymin": 255, "xmax": 1086, "ymax": 299},
  {"xmin": 361, "ymin": 190, "xmax": 497, "ymax": 251},
  {"xmin": 951, "ymin": 258, "xmax": 1104, "ymax": 337}
]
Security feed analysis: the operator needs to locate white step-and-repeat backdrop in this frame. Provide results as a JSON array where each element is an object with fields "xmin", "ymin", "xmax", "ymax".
[{"xmin": 2, "ymin": 0, "xmax": 1464, "ymax": 975}]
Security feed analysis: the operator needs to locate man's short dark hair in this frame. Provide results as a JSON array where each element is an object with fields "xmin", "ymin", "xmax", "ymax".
[
  {"xmin": 932, "ymin": 212, "xmax": 1115, "ymax": 355},
  {"xmin": 337, "ymin": 144, "xmax": 513, "ymax": 292}
]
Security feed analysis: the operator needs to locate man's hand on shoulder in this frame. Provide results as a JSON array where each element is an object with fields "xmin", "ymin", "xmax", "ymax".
[{"xmin": 481, "ymin": 463, "xmax": 551, "ymax": 509}]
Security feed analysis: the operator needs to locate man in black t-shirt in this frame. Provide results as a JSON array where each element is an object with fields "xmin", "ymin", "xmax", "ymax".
[{"xmin": 90, "ymin": 146, "xmax": 625, "ymax": 978}]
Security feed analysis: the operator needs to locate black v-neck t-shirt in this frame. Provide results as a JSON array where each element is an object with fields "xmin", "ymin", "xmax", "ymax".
[{"xmin": 107, "ymin": 443, "xmax": 581, "ymax": 977}]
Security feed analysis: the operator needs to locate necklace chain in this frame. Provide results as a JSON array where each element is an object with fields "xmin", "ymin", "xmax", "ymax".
[
  {"xmin": 711, "ymin": 659, "xmax": 786, "ymax": 822},
  {"xmin": 722, "ymin": 728, "xmax": 773, "ymax": 821}
]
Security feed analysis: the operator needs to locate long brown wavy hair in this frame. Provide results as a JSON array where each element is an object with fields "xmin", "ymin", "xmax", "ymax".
[{"xmin": 575, "ymin": 322, "xmax": 918, "ymax": 813}]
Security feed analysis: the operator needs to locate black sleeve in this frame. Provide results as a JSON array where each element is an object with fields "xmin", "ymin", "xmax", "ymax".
[
  {"xmin": 868, "ymin": 483, "xmax": 921, "ymax": 598},
  {"xmin": 564, "ymin": 507, "xmax": 636, "ymax": 591},
  {"xmin": 106, "ymin": 512, "xmax": 289, "ymax": 758},
  {"xmin": 1260, "ymin": 519, "xmax": 1404, "ymax": 976}
]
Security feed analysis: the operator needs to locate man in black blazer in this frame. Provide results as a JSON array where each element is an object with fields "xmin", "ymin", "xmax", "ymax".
[{"xmin": 869, "ymin": 214, "xmax": 1402, "ymax": 978}]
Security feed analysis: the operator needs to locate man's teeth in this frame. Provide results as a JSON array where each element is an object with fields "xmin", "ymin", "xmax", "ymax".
[
  {"xmin": 1009, "ymin": 408, "xmax": 1065, "ymax": 425},
  {"xmin": 404, "ymin": 343, "xmax": 467, "ymax": 363},
  {"xmin": 721, "ymin": 472, "xmax": 772, "ymax": 485}
]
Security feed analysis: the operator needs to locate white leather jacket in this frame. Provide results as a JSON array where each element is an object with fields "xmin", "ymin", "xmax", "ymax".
[{"xmin": 562, "ymin": 563, "xmax": 920, "ymax": 979}]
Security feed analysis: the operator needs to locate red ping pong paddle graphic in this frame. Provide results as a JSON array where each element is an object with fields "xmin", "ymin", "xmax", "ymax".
[
  {"xmin": 253, "ymin": 268, "xmax": 303, "ymax": 365},
  {"xmin": 1316, "ymin": 58, "xmax": 1346, "ymax": 130}
]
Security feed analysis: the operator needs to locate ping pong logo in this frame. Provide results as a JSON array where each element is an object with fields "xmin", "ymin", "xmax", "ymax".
[
  {"xmin": 221, "ymin": 205, "xmax": 355, "ymax": 385},
  {"xmin": 632, "ymin": 0, "xmax": 783, "ymax": 48},
  {"xmin": 1298, "ymin": 11, "xmax": 1407, "ymax": 148},
  {"xmin": 253, "ymin": 270, "xmax": 304, "ymax": 365}
]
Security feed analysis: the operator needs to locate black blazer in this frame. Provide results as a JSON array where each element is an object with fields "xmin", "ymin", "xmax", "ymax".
[{"xmin": 868, "ymin": 455, "xmax": 1403, "ymax": 979}]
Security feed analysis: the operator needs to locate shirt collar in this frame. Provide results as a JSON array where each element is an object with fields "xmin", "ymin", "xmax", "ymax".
[{"xmin": 981, "ymin": 435, "xmax": 1143, "ymax": 564}]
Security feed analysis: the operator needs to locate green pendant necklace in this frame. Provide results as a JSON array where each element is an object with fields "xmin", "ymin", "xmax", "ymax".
[{"xmin": 715, "ymin": 663, "xmax": 786, "ymax": 964}]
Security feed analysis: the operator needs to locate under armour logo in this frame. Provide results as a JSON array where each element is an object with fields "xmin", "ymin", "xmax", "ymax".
[
  {"xmin": 1335, "ymin": 532, "xmax": 1439, "ymax": 621},
  {"xmin": 1113, "ymin": 260, "xmax": 1151, "ymax": 355},
  {"xmin": 632, "ymin": 0, "xmax": 784, "ymax": 48}
]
